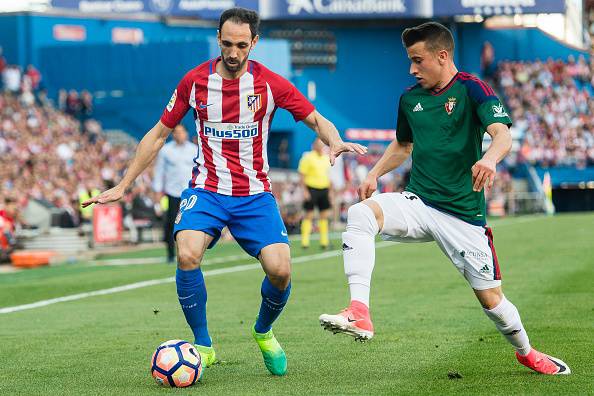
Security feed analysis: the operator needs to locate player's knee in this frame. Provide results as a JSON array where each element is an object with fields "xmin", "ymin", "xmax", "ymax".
[
  {"xmin": 270, "ymin": 268, "xmax": 291, "ymax": 284},
  {"xmin": 265, "ymin": 259, "xmax": 291, "ymax": 288},
  {"xmin": 177, "ymin": 246, "xmax": 204, "ymax": 270},
  {"xmin": 346, "ymin": 202, "xmax": 379, "ymax": 235}
]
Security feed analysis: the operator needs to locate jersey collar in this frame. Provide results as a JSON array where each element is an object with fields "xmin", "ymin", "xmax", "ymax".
[{"xmin": 430, "ymin": 72, "xmax": 459, "ymax": 96}]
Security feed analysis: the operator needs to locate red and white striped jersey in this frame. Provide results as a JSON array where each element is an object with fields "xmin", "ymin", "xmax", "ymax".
[{"xmin": 160, "ymin": 57, "xmax": 315, "ymax": 196}]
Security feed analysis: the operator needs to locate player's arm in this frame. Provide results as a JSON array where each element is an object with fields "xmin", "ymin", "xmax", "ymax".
[
  {"xmin": 82, "ymin": 121, "xmax": 172, "ymax": 207},
  {"xmin": 471, "ymin": 123, "xmax": 512, "ymax": 192},
  {"xmin": 359, "ymin": 140, "xmax": 413, "ymax": 200},
  {"xmin": 302, "ymin": 110, "xmax": 367, "ymax": 165}
]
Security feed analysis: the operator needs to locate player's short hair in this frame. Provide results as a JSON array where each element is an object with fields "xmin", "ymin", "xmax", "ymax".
[
  {"xmin": 401, "ymin": 22, "xmax": 454, "ymax": 54},
  {"xmin": 219, "ymin": 7, "xmax": 260, "ymax": 39}
]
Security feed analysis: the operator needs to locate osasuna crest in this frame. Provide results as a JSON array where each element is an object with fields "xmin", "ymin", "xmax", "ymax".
[
  {"xmin": 444, "ymin": 97, "xmax": 456, "ymax": 115},
  {"xmin": 247, "ymin": 94, "xmax": 261, "ymax": 112}
]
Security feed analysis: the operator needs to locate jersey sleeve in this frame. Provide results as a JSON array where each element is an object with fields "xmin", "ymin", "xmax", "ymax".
[
  {"xmin": 160, "ymin": 72, "xmax": 192, "ymax": 129},
  {"xmin": 268, "ymin": 73, "xmax": 315, "ymax": 122},
  {"xmin": 396, "ymin": 95, "xmax": 413, "ymax": 143},
  {"xmin": 462, "ymin": 77, "xmax": 512, "ymax": 128}
]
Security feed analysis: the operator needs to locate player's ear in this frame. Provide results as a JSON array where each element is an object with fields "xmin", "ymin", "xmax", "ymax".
[
  {"xmin": 251, "ymin": 34, "xmax": 259, "ymax": 49},
  {"xmin": 217, "ymin": 30, "xmax": 222, "ymax": 46},
  {"xmin": 437, "ymin": 49, "xmax": 448, "ymax": 65}
]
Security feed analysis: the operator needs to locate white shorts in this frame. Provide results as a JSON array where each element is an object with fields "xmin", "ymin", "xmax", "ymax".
[{"xmin": 369, "ymin": 191, "xmax": 502, "ymax": 290}]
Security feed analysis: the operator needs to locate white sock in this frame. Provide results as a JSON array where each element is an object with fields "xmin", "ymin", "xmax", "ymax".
[
  {"xmin": 342, "ymin": 203, "xmax": 379, "ymax": 308},
  {"xmin": 484, "ymin": 296, "xmax": 531, "ymax": 355}
]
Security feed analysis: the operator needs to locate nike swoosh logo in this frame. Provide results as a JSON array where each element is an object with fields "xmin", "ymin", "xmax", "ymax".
[
  {"xmin": 281, "ymin": 231, "xmax": 288, "ymax": 236},
  {"xmin": 198, "ymin": 103, "xmax": 213, "ymax": 109},
  {"xmin": 547, "ymin": 357, "xmax": 567, "ymax": 373},
  {"xmin": 178, "ymin": 294, "xmax": 195, "ymax": 300},
  {"xmin": 347, "ymin": 317, "xmax": 357, "ymax": 323}
]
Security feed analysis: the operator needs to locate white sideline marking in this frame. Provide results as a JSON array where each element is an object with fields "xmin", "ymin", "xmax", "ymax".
[
  {"xmin": 0, "ymin": 244, "xmax": 390, "ymax": 315},
  {"xmin": 0, "ymin": 216, "xmax": 541, "ymax": 315},
  {"xmin": 89, "ymin": 253, "xmax": 249, "ymax": 267}
]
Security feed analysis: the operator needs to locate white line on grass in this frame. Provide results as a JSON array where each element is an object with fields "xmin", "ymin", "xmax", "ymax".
[
  {"xmin": 0, "ymin": 216, "xmax": 542, "ymax": 315},
  {"xmin": 0, "ymin": 244, "xmax": 392, "ymax": 315},
  {"xmin": 89, "ymin": 253, "xmax": 250, "ymax": 267}
]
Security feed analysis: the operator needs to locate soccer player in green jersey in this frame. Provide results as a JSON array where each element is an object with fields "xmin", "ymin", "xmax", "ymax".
[{"xmin": 320, "ymin": 22, "xmax": 570, "ymax": 375}]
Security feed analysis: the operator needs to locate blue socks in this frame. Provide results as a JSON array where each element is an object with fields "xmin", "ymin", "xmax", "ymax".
[
  {"xmin": 176, "ymin": 268, "xmax": 211, "ymax": 347},
  {"xmin": 254, "ymin": 276, "xmax": 291, "ymax": 334}
]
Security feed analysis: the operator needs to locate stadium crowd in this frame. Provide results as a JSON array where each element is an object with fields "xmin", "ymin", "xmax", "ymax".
[
  {"xmin": 498, "ymin": 56, "xmax": 594, "ymax": 167},
  {"xmin": 0, "ymin": 63, "xmax": 161, "ymax": 254}
]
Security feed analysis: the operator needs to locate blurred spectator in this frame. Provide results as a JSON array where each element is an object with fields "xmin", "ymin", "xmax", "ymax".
[
  {"xmin": 25, "ymin": 64, "xmax": 41, "ymax": 91},
  {"xmin": 480, "ymin": 41, "xmax": 496, "ymax": 83},
  {"xmin": 80, "ymin": 90, "xmax": 93, "ymax": 121},
  {"xmin": 277, "ymin": 138, "xmax": 290, "ymax": 168},
  {"xmin": 65, "ymin": 89, "xmax": 81, "ymax": 117},
  {"xmin": 0, "ymin": 47, "xmax": 6, "ymax": 90},
  {"xmin": 2, "ymin": 65, "xmax": 21, "ymax": 93},
  {"xmin": 0, "ymin": 196, "xmax": 18, "ymax": 258},
  {"xmin": 130, "ymin": 184, "xmax": 157, "ymax": 244},
  {"xmin": 58, "ymin": 88, "xmax": 67, "ymax": 112}
]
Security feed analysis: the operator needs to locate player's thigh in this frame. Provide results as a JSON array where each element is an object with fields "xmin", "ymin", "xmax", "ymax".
[
  {"xmin": 173, "ymin": 188, "xmax": 228, "ymax": 255},
  {"xmin": 368, "ymin": 191, "xmax": 433, "ymax": 242},
  {"xmin": 175, "ymin": 230, "xmax": 215, "ymax": 270},
  {"xmin": 429, "ymin": 210, "xmax": 502, "ymax": 290},
  {"xmin": 227, "ymin": 192, "xmax": 289, "ymax": 258}
]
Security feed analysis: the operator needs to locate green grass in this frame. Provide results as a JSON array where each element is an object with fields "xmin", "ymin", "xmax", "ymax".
[{"xmin": 0, "ymin": 214, "xmax": 593, "ymax": 395}]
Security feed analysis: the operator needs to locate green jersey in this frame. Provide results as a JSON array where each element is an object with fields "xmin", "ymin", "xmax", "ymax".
[{"xmin": 396, "ymin": 72, "xmax": 512, "ymax": 224}]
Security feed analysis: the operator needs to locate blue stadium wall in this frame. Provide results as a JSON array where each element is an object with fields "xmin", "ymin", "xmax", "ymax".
[{"xmin": 0, "ymin": 13, "xmax": 588, "ymax": 168}]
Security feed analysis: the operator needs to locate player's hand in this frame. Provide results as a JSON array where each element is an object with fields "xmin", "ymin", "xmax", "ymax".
[
  {"xmin": 358, "ymin": 175, "xmax": 378, "ymax": 201},
  {"xmin": 328, "ymin": 141, "xmax": 367, "ymax": 165},
  {"xmin": 81, "ymin": 185, "xmax": 126, "ymax": 208},
  {"xmin": 471, "ymin": 158, "xmax": 497, "ymax": 192}
]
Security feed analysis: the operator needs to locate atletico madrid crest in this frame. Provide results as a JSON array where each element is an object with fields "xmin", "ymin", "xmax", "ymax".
[
  {"xmin": 247, "ymin": 94, "xmax": 261, "ymax": 112},
  {"xmin": 444, "ymin": 97, "xmax": 457, "ymax": 115}
]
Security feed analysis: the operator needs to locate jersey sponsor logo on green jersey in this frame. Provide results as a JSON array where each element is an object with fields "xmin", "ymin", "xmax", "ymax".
[
  {"xmin": 492, "ymin": 103, "xmax": 508, "ymax": 118},
  {"xmin": 444, "ymin": 97, "xmax": 457, "ymax": 115}
]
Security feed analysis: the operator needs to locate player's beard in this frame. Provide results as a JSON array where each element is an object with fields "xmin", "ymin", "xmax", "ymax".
[{"xmin": 221, "ymin": 51, "xmax": 250, "ymax": 73}]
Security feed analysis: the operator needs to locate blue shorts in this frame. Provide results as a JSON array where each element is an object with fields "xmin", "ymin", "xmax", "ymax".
[{"xmin": 173, "ymin": 188, "xmax": 289, "ymax": 258}]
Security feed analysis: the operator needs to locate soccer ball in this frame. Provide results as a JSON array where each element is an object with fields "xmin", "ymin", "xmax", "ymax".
[{"xmin": 150, "ymin": 340, "xmax": 203, "ymax": 387}]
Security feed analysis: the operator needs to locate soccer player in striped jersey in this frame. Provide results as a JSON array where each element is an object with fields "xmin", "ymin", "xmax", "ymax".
[
  {"xmin": 319, "ymin": 22, "xmax": 570, "ymax": 376},
  {"xmin": 83, "ymin": 7, "xmax": 366, "ymax": 376}
]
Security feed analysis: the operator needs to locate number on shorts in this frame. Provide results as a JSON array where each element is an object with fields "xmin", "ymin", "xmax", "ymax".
[{"xmin": 179, "ymin": 195, "xmax": 197, "ymax": 213}]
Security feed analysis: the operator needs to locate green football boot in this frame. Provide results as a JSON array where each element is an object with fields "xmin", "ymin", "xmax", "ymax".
[
  {"xmin": 194, "ymin": 344, "xmax": 217, "ymax": 368},
  {"xmin": 252, "ymin": 324, "xmax": 287, "ymax": 376}
]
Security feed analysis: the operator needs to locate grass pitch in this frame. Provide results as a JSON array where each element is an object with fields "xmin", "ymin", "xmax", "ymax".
[{"xmin": 0, "ymin": 213, "xmax": 593, "ymax": 395}]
